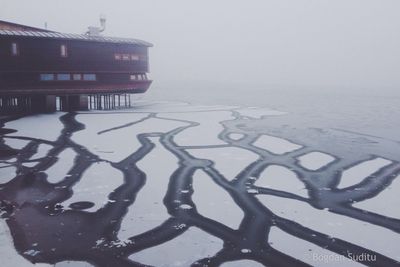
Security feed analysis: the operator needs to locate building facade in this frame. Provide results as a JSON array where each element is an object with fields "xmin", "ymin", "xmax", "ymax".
[{"xmin": 0, "ymin": 20, "xmax": 152, "ymax": 112}]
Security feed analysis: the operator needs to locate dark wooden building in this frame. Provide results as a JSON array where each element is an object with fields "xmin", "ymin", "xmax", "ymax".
[{"xmin": 0, "ymin": 20, "xmax": 153, "ymax": 112}]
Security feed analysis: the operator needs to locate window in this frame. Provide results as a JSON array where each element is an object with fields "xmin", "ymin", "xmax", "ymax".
[
  {"xmin": 114, "ymin": 54, "xmax": 121, "ymax": 60},
  {"xmin": 130, "ymin": 74, "xmax": 137, "ymax": 80},
  {"xmin": 60, "ymin": 44, "xmax": 68, "ymax": 57},
  {"xmin": 131, "ymin": 54, "xmax": 139, "ymax": 61},
  {"xmin": 40, "ymin": 74, "xmax": 55, "ymax": 81},
  {"xmin": 11, "ymin": 43, "xmax": 19, "ymax": 56},
  {"xmin": 57, "ymin": 74, "xmax": 71, "ymax": 81},
  {"xmin": 72, "ymin": 74, "xmax": 82, "ymax": 81},
  {"xmin": 83, "ymin": 74, "xmax": 96, "ymax": 81},
  {"xmin": 122, "ymin": 54, "xmax": 130, "ymax": 61}
]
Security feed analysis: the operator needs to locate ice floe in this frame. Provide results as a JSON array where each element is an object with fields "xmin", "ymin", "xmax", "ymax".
[
  {"xmin": 73, "ymin": 114, "xmax": 184, "ymax": 162},
  {"xmin": 297, "ymin": 152, "xmax": 335, "ymax": 171},
  {"xmin": 269, "ymin": 226, "xmax": 364, "ymax": 266},
  {"xmin": 60, "ymin": 162, "xmax": 123, "ymax": 212},
  {"xmin": 255, "ymin": 165, "xmax": 308, "ymax": 198},
  {"xmin": 118, "ymin": 137, "xmax": 178, "ymax": 240},
  {"xmin": 258, "ymin": 195, "xmax": 400, "ymax": 261},
  {"xmin": 129, "ymin": 227, "xmax": 223, "ymax": 266},
  {"xmin": 4, "ymin": 113, "xmax": 64, "ymax": 142},
  {"xmin": 45, "ymin": 148, "xmax": 77, "ymax": 184},
  {"xmin": 0, "ymin": 166, "xmax": 16, "ymax": 184},
  {"xmin": 192, "ymin": 170, "xmax": 244, "ymax": 229},
  {"xmin": 187, "ymin": 147, "xmax": 259, "ymax": 181},
  {"xmin": 158, "ymin": 111, "xmax": 234, "ymax": 146},
  {"xmin": 353, "ymin": 175, "xmax": 400, "ymax": 219},
  {"xmin": 253, "ymin": 135, "xmax": 302, "ymax": 155},
  {"xmin": 338, "ymin": 158, "xmax": 392, "ymax": 188}
]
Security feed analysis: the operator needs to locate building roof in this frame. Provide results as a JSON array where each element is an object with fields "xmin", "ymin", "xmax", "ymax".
[
  {"xmin": 0, "ymin": 29, "xmax": 153, "ymax": 47},
  {"xmin": 0, "ymin": 20, "xmax": 51, "ymax": 32}
]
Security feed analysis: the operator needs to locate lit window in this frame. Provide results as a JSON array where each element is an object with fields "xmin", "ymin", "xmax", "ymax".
[
  {"xmin": 130, "ymin": 74, "xmax": 137, "ymax": 80},
  {"xmin": 57, "ymin": 74, "xmax": 71, "ymax": 81},
  {"xmin": 131, "ymin": 54, "xmax": 139, "ymax": 61},
  {"xmin": 114, "ymin": 54, "xmax": 121, "ymax": 60},
  {"xmin": 72, "ymin": 74, "xmax": 82, "ymax": 80},
  {"xmin": 83, "ymin": 74, "xmax": 96, "ymax": 81},
  {"xmin": 61, "ymin": 44, "xmax": 68, "ymax": 57},
  {"xmin": 11, "ymin": 43, "xmax": 19, "ymax": 56},
  {"xmin": 122, "ymin": 54, "xmax": 130, "ymax": 61},
  {"xmin": 40, "ymin": 74, "xmax": 55, "ymax": 81}
]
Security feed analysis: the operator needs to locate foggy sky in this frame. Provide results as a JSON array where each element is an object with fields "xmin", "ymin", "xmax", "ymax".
[{"xmin": 1, "ymin": 0, "xmax": 400, "ymax": 90}]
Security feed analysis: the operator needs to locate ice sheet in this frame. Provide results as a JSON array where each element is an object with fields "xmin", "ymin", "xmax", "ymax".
[
  {"xmin": 118, "ymin": 137, "xmax": 177, "ymax": 240},
  {"xmin": 258, "ymin": 195, "xmax": 400, "ymax": 261},
  {"xmin": 228, "ymin": 133, "xmax": 245, "ymax": 140},
  {"xmin": 73, "ymin": 115, "xmax": 184, "ymax": 162},
  {"xmin": 60, "ymin": 162, "xmax": 123, "ymax": 212},
  {"xmin": 0, "ymin": 166, "xmax": 16, "ymax": 184},
  {"xmin": 45, "ymin": 148, "xmax": 76, "ymax": 184},
  {"xmin": 220, "ymin": 260, "xmax": 265, "ymax": 267},
  {"xmin": 353, "ymin": 175, "xmax": 400, "ymax": 219},
  {"xmin": 255, "ymin": 165, "xmax": 308, "ymax": 198},
  {"xmin": 297, "ymin": 152, "xmax": 335, "ymax": 171},
  {"xmin": 187, "ymin": 147, "xmax": 259, "ymax": 181},
  {"xmin": 338, "ymin": 158, "xmax": 392, "ymax": 188},
  {"xmin": 253, "ymin": 135, "xmax": 302, "ymax": 155},
  {"xmin": 4, "ymin": 114, "xmax": 64, "ymax": 141},
  {"xmin": 192, "ymin": 170, "xmax": 244, "ymax": 229},
  {"xmin": 55, "ymin": 261, "xmax": 94, "ymax": 267},
  {"xmin": 158, "ymin": 111, "xmax": 234, "ymax": 146},
  {"xmin": 129, "ymin": 227, "xmax": 223, "ymax": 266},
  {"xmin": 269, "ymin": 226, "xmax": 363, "ymax": 267}
]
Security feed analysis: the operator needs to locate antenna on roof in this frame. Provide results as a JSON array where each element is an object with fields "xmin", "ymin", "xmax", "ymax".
[{"xmin": 86, "ymin": 14, "xmax": 107, "ymax": 37}]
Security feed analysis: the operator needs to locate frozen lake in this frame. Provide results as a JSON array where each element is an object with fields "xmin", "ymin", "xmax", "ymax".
[{"xmin": 0, "ymin": 86, "xmax": 400, "ymax": 267}]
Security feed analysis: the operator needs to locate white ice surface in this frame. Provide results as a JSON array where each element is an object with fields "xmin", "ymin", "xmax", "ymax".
[
  {"xmin": 5, "ymin": 114, "xmax": 64, "ymax": 142},
  {"xmin": 235, "ymin": 107, "xmax": 286, "ymax": 118},
  {"xmin": 158, "ymin": 111, "xmax": 234, "ymax": 146},
  {"xmin": 338, "ymin": 158, "xmax": 392, "ymax": 188},
  {"xmin": 73, "ymin": 114, "xmax": 184, "ymax": 162},
  {"xmin": 228, "ymin": 133, "xmax": 245, "ymax": 140},
  {"xmin": 0, "ymin": 166, "xmax": 16, "ymax": 184},
  {"xmin": 220, "ymin": 260, "xmax": 265, "ymax": 267},
  {"xmin": 258, "ymin": 195, "xmax": 400, "ymax": 261},
  {"xmin": 297, "ymin": 152, "xmax": 335, "ymax": 171},
  {"xmin": 29, "ymin": 144, "xmax": 53, "ymax": 160},
  {"xmin": 118, "ymin": 137, "xmax": 177, "ymax": 240},
  {"xmin": 23, "ymin": 144, "xmax": 54, "ymax": 168},
  {"xmin": 187, "ymin": 147, "xmax": 259, "ymax": 181},
  {"xmin": 129, "ymin": 227, "xmax": 223, "ymax": 267},
  {"xmin": 192, "ymin": 170, "xmax": 244, "ymax": 229},
  {"xmin": 60, "ymin": 162, "xmax": 123, "ymax": 212},
  {"xmin": 131, "ymin": 101, "xmax": 238, "ymax": 113},
  {"xmin": 353, "ymin": 175, "xmax": 400, "ymax": 219},
  {"xmin": 269, "ymin": 226, "xmax": 364, "ymax": 267},
  {"xmin": 255, "ymin": 165, "xmax": 308, "ymax": 198},
  {"xmin": 3, "ymin": 138, "xmax": 29, "ymax": 150},
  {"xmin": 45, "ymin": 148, "xmax": 76, "ymax": 184},
  {"xmin": 0, "ymin": 220, "xmax": 52, "ymax": 267},
  {"xmin": 253, "ymin": 135, "xmax": 302, "ymax": 155},
  {"xmin": 55, "ymin": 261, "xmax": 94, "ymax": 267}
]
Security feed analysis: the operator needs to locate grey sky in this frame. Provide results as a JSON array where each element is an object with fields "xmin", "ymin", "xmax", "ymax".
[{"xmin": 1, "ymin": 0, "xmax": 400, "ymax": 90}]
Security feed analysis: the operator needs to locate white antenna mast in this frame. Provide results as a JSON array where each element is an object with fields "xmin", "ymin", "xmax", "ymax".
[{"xmin": 86, "ymin": 14, "xmax": 107, "ymax": 36}]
